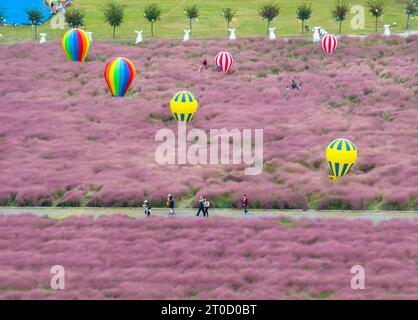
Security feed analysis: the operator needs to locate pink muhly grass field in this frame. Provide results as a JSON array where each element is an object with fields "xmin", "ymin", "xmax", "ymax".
[
  {"xmin": 0, "ymin": 215, "xmax": 418, "ymax": 299},
  {"xmin": 0, "ymin": 36, "xmax": 417, "ymax": 209}
]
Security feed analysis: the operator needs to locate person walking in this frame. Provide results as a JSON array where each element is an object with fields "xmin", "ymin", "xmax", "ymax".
[
  {"xmin": 167, "ymin": 194, "xmax": 176, "ymax": 216},
  {"xmin": 204, "ymin": 198, "xmax": 210, "ymax": 218},
  {"xmin": 143, "ymin": 199, "xmax": 152, "ymax": 217},
  {"xmin": 202, "ymin": 58, "xmax": 208, "ymax": 69},
  {"xmin": 242, "ymin": 194, "xmax": 249, "ymax": 215},
  {"xmin": 196, "ymin": 196, "xmax": 205, "ymax": 216}
]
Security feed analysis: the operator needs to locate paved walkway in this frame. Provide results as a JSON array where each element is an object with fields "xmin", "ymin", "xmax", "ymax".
[{"xmin": 1, "ymin": 207, "xmax": 418, "ymax": 222}]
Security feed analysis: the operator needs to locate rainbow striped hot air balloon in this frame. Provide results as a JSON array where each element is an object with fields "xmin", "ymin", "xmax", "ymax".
[
  {"xmin": 62, "ymin": 28, "xmax": 91, "ymax": 62},
  {"xmin": 326, "ymin": 138, "xmax": 358, "ymax": 179},
  {"xmin": 169, "ymin": 91, "xmax": 198, "ymax": 122},
  {"xmin": 104, "ymin": 57, "xmax": 136, "ymax": 97}
]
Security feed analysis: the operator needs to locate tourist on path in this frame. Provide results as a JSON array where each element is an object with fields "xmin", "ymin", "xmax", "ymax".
[
  {"xmin": 167, "ymin": 194, "xmax": 176, "ymax": 216},
  {"xmin": 242, "ymin": 194, "xmax": 249, "ymax": 215},
  {"xmin": 143, "ymin": 200, "xmax": 152, "ymax": 217},
  {"xmin": 204, "ymin": 198, "xmax": 210, "ymax": 217},
  {"xmin": 196, "ymin": 196, "xmax": 205, "ymax": 216}
]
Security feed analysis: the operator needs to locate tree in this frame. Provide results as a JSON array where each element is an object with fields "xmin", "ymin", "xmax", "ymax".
[
  {"xmin": 366, "ymin": 0, "xmax": 384, "ymax": 32},
  {"xmin": 296, "ymin": 3, "xmax": 312, "ymax": 34},
  {"xmin": 405, "ymin": 0, "xmax": 417, "ymax": 32},
  {"xmin": 221, "ymin": 7, "xmax": 236, "ymax": 32},
  {"xmin": 25, "ymin": 8, "xmax": 43, "ymax": 40},
  {"xmin": 65, "ymin": 7, "xmax": 85, "ymax": 28},
  {"xmin": 331, "ymin": 0, "xmax": 349, "ymax": 34},
  {"xmin": 258, "ymin": 3, "xmax": 280, "ymax": 34},
  {"xmin": 144, "ymin": 3, "xmax": 162, "ymax": 37},
  {"xmin": 103, "ymin": 2, "xmax": 125, "ymax": 38},
  {"xmin": 184, "ymin": 5, "xmax": 199, "ymax": 33}
]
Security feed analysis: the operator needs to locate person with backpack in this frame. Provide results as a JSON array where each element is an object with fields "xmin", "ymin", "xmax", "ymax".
[
  {"xmin": 242, "ymin": 194, "xmax": 249, "ymax": 215},
  {"xmin": 167, "ymin": 194, "xmax": 175, "ymax": 216},
  {"xmin": 196, "ymin": 196, "xmax": 205, "ymax": 217},
  {"xmin": 204, "ymin": 198, "xmax": 210, "ymax": 218},
  {"xmin": 143, "ymin": 199, "xmax": 152, "ymax": 217}
]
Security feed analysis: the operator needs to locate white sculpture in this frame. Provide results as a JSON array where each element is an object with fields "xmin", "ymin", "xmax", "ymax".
[
  {"xmin": 183, "ymin": 29, "xmax": 191, "ymax": 42},
  {"xmin": 312, "ymin": 27, "xmax": 321, "ymax": 43},
  {"xmin": 39, "ymin": 33, "xmax": 47, "ymax": 44},
  {"xmin": 228, "ymin": 28, "xmax": 236, "ymax": 40},
  {"xmin": 85, "ymin": 31, "xmax": 93, "ymax": 42},
  {"xmin": 319, "ymin": 28, "xmax": 328, "ymax": 36},
  {"xmin": 268, "ymin": 27, "xmax": 276, "ymax": 40},
  {"xmin": 383, "ymin": 24, "xmax": 391, "ymax": 36},
  {"xmin": 135, "ymin": 30, "xmax": 143, "ymax": 44}
]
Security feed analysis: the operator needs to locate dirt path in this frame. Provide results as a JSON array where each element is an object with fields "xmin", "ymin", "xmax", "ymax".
[{"xmin": 1, "ymin": 207, "xmax": 418, "ymax": 221}]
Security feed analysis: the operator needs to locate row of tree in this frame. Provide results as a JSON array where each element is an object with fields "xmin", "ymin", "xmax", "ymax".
[{"xmin": 3, "ymin": 0, "xmax": 416, "ymax": 40}]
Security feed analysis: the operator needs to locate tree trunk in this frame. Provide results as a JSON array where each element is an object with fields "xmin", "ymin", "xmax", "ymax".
[
  {"xmin": 301, "ymin": 20, "xmax": 304, "ymax": 34},
  {"xmin": 151, "ymin": 21, "xmax": 154, "ymax": 37},
  {"xmin": 408, "ymin": 17, "xmax": 411, "ymax": 36},
  {"xmin": 375, "ymin": 16, "xmax": 378, "ymax": 32},
  {"xmin": 34, "ymin": 24, "xmax": 37, "ymax": 40},
  {"xmin": 113, "ymin": 25, "xmax": 116, "ymax": 38},
  {"xmin": 339, "ymin": 20, "xmax": 342, "ymax": 34},
  {"xmin": 189, "ymin": 19, "xmax": 192, "ymax": 33},
  {"xmin": 406, "ymin": 15, "xmax": 410, "ymax": 30},
  {"xmin": 267, "ymin": 20, "xmax": 270, "ymax": 35},
  {"xmin": 227, "ymin": 20, "xmax": 230, "ymax": 34}
]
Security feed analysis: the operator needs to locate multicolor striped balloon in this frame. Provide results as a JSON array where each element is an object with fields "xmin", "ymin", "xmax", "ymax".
[
  {"xmin": 326, "ymin": 138, "xmax": 358, "ymax": 179},
  {"xmin": 215, "ymin": 51, "xmax": 234, "ymax": 73},
  {"xmin": 322, "ymin": 34, "xmax": 338, "ymax": 54},
  {"xmin": 169, "ymin": 91, "xmax": 198, "ymax": 122},
  {"xmin": 104, "ymin": 57, "xmax": 136, "ymax": 97},
  {"xmin": 62, "ymin": 28, "xmax": 91, "ymax": 62}
]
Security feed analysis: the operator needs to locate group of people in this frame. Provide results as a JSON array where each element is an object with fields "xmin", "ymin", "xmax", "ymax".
[
  {"xmin": 143, "ymin": 194, "xmax": 175, "ymax": 217},
  {"xmin": 196, "ymin": 196, "xmax": 210, "ymax": 217},
  {"xmin": 142, "ymin": 194, "xmax": 250, "ymax": 217}
]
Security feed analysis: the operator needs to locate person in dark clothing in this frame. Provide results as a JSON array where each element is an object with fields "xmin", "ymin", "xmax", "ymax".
[
  {"xmin": 167, "ymin": 194, "xmax": 175, "ymax": 216},
  {"xmin": 196, "ymin": 196, "xmax": 205, "ymax": 216},
  {"xmin": 143, "ymin": 200, "xmax": 152, "ymax": 217},
  {"xmin": 242, "ymin": 194, "xmax": 249, "ymax": 215},
  {"xmin": 289, "ymin": 79, "xmax": 302, "ymax": 91},
  {"xmin": 202, "ymin": 58, "xmax": 208, "ymax": 69}
]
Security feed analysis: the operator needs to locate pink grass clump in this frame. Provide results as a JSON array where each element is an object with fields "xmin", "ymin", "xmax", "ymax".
[
  {"xmin": 0, "ymin": 36, "xmax": 417, "ymax": 209},
  {"xmin": 0, "ymin": 215, "xmax": 418, "ymax": 299}
]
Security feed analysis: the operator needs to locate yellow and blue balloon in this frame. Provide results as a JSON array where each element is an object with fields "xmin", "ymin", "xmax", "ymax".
[
  {"xmin": 326, "ymin": 138, "xmax": 358, "ymax": 179},
  {"xmin": 169, "ymin": 91, "xmax": 198, "ymax": 122},
  {"xmin": 104, "ymin": 57, "xmax": 136, "ymax": 97},
  {"xmin": 62, "ymin": 28, "xmax": 91, "ymax": 62}
]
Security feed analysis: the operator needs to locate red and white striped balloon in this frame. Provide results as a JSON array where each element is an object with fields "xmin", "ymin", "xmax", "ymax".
[
  {"xmin": 321, "ymin": 34, "xmax": 338, "ymax": 54},
  {"xmin": 215, "ymin": 51, "xmax": 234, "ymax": 73}
]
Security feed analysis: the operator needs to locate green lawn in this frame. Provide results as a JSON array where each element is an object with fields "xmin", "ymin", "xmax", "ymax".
[{"xmin": 0, "ymin": 0, "xmax": 416, "ymax": 42}]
